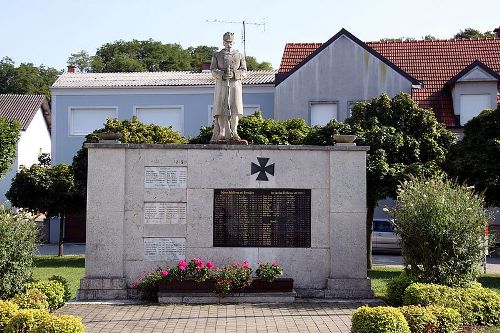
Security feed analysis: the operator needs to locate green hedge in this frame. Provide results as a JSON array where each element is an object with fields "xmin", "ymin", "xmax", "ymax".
[
  {"xmin": 399, "ymin": 306, "xmax": 437, "ymax": 333},
  {"xmin": 403, "ymin": 282, "xmax": 500, "ymax": 325},
  {"xmin": 48, "ymin": 276, "xmax": 71, "ymax": 303},
  {"xmin": 4, "ymin": 309, "xmax": 49, "ymax": 333},
  {"xmin": 351, "ymin": 306, "xmax": 410, "ymax": 333},
  {"xmin": 0, "ymin": 300, "xmax": 19, "ymax": 331},
  {"xmin": 26, "ymin": 281, "xmax": 65, "ymax": 311},
  {"xmin": 387, "ymin": 273, "xmax": 415, "ymax": 306},
  {"xmin": 426, "ymin": 306, "xmax": 461, "ymax": 333},
  {"xmin": 33, "ymin": 315, "xmax": 85, "ymax": 333},
  {"xmin": 11, "ymin": 289, "xmax": 49, "ymax": 311}
]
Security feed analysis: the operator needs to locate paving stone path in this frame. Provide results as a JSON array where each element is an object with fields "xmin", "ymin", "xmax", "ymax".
[{"xmin": 57, "ymin": 301, "xmax": 366, "ymax": 332}]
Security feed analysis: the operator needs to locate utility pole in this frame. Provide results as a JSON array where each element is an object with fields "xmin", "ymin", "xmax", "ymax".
[{"xmin": 206, "ymin": 19, "xmax": 266, "ymax": 57}]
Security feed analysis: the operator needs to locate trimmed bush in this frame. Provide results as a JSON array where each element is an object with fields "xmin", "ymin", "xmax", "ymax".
[
  {"xmin": 462, "ymin": 285, "xmax": 500, "ymax": 326},
  {"xmin": 5, "ymin": 309, "xmax": 49, "ymax": 333},
  {"xmin": 33, "ymin": 314, "xmax": 85, "ymax": 333},
  {"xmin": 0, "ymin": 207, "xmax": 37, "ymax": 299},
  {"xmin": 426, "ymin": 306, "xmax": 461, "ymax": 333},
  {"xmin": 400, "ymin": 306, "xmax": 437, "ymax": 333},
  {"xmin": 27, "ymin": 281, "xmax": 65, "ymax": 310},
  {"xmin": 351, "ymin": 306, "xmax": 410, "ymax": 333},
  {"xmin": 48, "ymin": 276, "xmax": 71, "ymax": 302},
  {"xmin": 387, "ymin": 272, "xmax": 414, "ymax": 306},
  {"xmin": 392, "ymin": 177, "xmax": 489, "ymax": 287},
  {"xmin": 402, "ymin": 283, "xmax": 456, "ymax": 307},
  {"xmin": 0, "ymin": 300, "xmax": 19, "ymax": 331},
  {"xmin": 11, "ymin": 289, "xmax": 49, "ymax": 311}
]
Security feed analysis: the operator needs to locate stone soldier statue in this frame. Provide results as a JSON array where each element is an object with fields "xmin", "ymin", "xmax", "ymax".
[{"xmin": 210, "ymin": 32, "xmax": 247, "ymax": 144}]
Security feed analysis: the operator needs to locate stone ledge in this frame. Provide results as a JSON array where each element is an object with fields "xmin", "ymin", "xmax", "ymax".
[
  {"xmin": 326, "ymin": 278, "xmax": 374, "ymax": 299},
  {"xmin": 158, "ymin": 291, "xmax": 297, "ymax": 304},
  {"xmin": 85, "ymin": 143, "xmax": 370, "ymax": 151},
  {"xmin": 77, "ymin": 289, "xmax": 128, "ymax": 300},
  {"xmin": 80, "ymin": 277, "xmax": 127, "ymax": 290}
]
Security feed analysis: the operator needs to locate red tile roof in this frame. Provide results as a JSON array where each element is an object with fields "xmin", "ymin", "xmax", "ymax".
[
  {"xmin": 0, "ymin": 94, "xmax": 51, "ymax": 131},
  {"xmin": 278, "ymin": 38, "xmax": 500, "ymax": 127}
]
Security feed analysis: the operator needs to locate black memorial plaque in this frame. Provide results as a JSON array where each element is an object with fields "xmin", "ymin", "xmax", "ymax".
[{"xmin": 213, "ymin": 189, "xmax": 311, "ymax": 247}]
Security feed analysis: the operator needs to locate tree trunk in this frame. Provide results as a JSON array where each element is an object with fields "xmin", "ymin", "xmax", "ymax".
[
  {"xmin": 366, "ymin": 200, "xmax": 376, "ymax": 269},
  {"xmin": 58, "ymin": 214, "xmax": 65, "ymax": 256}
]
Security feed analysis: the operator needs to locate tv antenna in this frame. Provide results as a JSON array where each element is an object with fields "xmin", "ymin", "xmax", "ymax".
[{"xmin": 205, "ymin": 19, "xmax": 266, "ymax": 57}]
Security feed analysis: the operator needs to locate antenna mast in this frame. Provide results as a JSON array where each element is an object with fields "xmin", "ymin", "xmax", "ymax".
[{"xmin": 206, "ymin": 19, "xmax": 266, "ymax": 57}]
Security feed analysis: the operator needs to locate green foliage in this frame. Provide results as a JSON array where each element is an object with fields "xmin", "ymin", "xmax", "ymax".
[
  {"xmin": 33, "ymin": 314, "xmax": 85, "ymax": 333},
  {"xmin": 351, "ymin": 306, "xmax": 410, "ymax": 333},
  {"xmin": 190, "ymin": 112, "xmax": 310, "ymax": 145},
  {"xmin": 245, "ymin": 56, "xmax": 273, "ymax": 70},
  {"xmin": 214, "ymin": 262, "xmax": 252, "ymax": 297},
  {"xmin": 399, "ymin": 306, "xmax": 438, "ymax": 333},
  {"xmin": 11, "ymin": 289, "xmax": 49, "ymax": 311},
  {"xmin": 4, "ymin": 309, "xmax": 49, "ymax": 333},
  {"xmin": 187, "ymin": 45, "xmax": 218, "ymax": 70},
  {"xmin": 48, "ymin": 276, "xmax": 71, "ymax": 303},
  {"xmin": 0, "ymin": 300, "xmax": 19, "ymax": 331},
  {"xmin": 346, "ymin": 93, "xmax": 455, "ymax": 205},
  {"xmin": 302, "ymin": 120, "xmax": 351, "ymax": 145},
  {"xmin": 386, "ymin": 272, "xmax": 415, "ymax": 306},
  {"xmin": 66, "ymin": 50, "xmax": 92, "ymax": 73},
  {"xmin": 454, "ymin": 28, "xmax": 496, "ymax": 39},
  {"xmin": 0, "ymin": 208, "xmax": 36, "ymax": 299},
  {"xmin": 6, "ymin": 163, "xmax": 78, "ymax": 217},
  {"xmin": 165, "ymin": 259, "xmax": 211, "ymax": 283},
  {"xmin": 255, "ymin": 262, "xmax": 283, "ymax": 282},
  {"xmin": 445, "ymin": 107, "xmax": 500, "ymax": 206},
  {"xmin": 26, "ymin": 281, "xmax": 65, "ymax": 311},
  {"xmin": 0, "ymin": 117, "xmax": 21, "ymax": 179},
  {"xmin": 0, "ymin": 57, "xmax": 59, "ymax": 101},
  {"xmin": 392, "ymin": 177, "xmax": 490, "ymax": 286},
  {"xmin": 425, "ymin": 306, "xmax": 462, "ymax": 333}
]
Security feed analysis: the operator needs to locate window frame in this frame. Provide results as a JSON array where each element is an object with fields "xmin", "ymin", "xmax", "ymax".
[
  {"xmin": 308, "ymin": 101, "xmax": 338, "ymax": 126},
  {"xmin": 133, "ymin": 105, "xmax": 185, "ymax": 134},
  {"xmin": 68, "ymin": 106, "xmax": 118, "ymax": 136}
]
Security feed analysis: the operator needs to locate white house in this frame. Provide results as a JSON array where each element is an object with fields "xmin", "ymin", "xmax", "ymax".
[{"xmin": 0, "ymin": 94, "xmax": 51, "ymax": 205}]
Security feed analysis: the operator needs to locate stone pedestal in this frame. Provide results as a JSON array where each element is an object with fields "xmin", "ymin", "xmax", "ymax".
[{"xmin": 78, "ymin": 278, "xmax": 128, "ymax": 300}]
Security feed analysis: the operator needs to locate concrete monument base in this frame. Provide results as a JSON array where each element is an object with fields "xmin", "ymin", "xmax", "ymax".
[{"xmin": 326, "ymin": 278, "xmax": 374, "ymax": 299}]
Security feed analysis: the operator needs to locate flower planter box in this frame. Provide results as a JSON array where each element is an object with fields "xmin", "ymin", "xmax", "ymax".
[{"xmin": 159, "ymin": 278, "xmax": 293, "ymax": 293}]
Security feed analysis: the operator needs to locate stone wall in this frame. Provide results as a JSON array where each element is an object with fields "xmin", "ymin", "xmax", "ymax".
[{"xmin": 79, "ymin": 144, "xmax": 372, "ymax": 299}]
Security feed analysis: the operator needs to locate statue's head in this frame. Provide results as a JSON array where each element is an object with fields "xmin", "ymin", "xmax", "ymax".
[{"xmin": 223, "ymin": 32, "xmax": 235, "ymax": 49}]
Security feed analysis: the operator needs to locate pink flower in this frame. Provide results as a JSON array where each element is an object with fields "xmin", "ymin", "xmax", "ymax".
[
  {"xmin": 161, "ymin": 270, "xmax": 169, "ymax": 277},
  {"xmin": 178, "ymin": 260, "xmax": 188, "ymax": 270},
  {"xmin": 242, "ymin": 260, "xmax": 250, "ymax": 269},
  {"xmin": 206, "ymin": 261, "xmax": 214, "ymax": 269},
  {"xmin": 272, "ymin": 262, "xmax": 279, "ymax": 266},
  {"xmin": 131, "ymin": 282, "xmax": 139, "ymax": 289}
]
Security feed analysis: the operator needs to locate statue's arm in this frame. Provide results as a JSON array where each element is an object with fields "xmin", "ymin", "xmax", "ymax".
[
  {"xmin": 210, "ymin": 53, "xmax": 223, "ymax": 80},
  {"xmin": 233, "ymin": 53, "xmax": 247, "ymax": 80}
]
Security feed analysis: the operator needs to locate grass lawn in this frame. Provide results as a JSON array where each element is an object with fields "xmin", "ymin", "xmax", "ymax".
[{"xmin": 32, "ymin": 255, "xmax": 85, "ymax": 299}]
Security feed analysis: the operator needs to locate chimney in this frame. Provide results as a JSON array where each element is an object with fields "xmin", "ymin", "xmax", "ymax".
[
  {"xmin": 201, "ymin": 62, "xmax": 211, "ymax": 73},
  {"xmin": 494, "ymin": 27, "xmax": 500, "ymax": 38},
  {"xmin": 67, "ymin": 65, "xmax": 76, "ymax": 73}
]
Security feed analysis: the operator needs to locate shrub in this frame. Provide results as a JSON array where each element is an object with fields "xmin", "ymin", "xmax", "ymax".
[
  {"xmin": 0, "ymin": 300, "xmax": 19, "ymax": 331},
  {"xmin": 462, "ymin": 285, "xmax": 500, "ymax": 326},
  {"xmin": 255, "ymin": 262, "xmax": 283, "ymax": 282},
  {"xmin": 0, "ymin": 207, "xmax": 36, "ymax": 299},
  {"xmin": 48, "ymin": 276, "xmax": 71, "ymax": 302},
  {"xmin": 27, "ymin": 281, "xmax": 65, "ymax": 311},
  {"xmin": 399, "ymin": 306, "xmax": 437, "ymax": 333},
  {"xmin": 386, "ymin": 272, "xmax": 415, "ymax": 306},
  {"xmin": 351, "ymin": 306, "xmax": 410, "ymax": 333},
  {"xmin": 392, "ymin": 176, "xmax": 490, "ymax": 287},
  {"xmin": 166, "ymin": 258, "xmax": 213, "ymax": 283},
  {"xmin": 213, "ymin": 261, "xmax": 252, "ymax": 297},
  {"xmin": 11, "ymin": 288, "xmax": 49, "ymax": 311},
  {"xmin": 402, "ymin": 283, "xmax": 455, "ymax": 307},
  {"xmin": 426, "ymin": 306, "xmax": 461, "ymax": 333},
  {"xmin": 5, "ymin": 309, "xmax": 49, "ymax": 333},
  {"xmin": 33, "ymin": 314, "xmax": 85, "ymax": 333}
]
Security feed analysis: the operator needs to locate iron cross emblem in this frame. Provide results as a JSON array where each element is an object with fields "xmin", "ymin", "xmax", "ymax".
[{"xmin": 251, "ymin": 157, "xmax": 275, "ymax": 181}]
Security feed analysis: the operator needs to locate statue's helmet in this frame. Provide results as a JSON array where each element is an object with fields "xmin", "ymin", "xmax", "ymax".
[{"xmin": 223, "ymin": 32, "xmax": 235, "ymax": 42}]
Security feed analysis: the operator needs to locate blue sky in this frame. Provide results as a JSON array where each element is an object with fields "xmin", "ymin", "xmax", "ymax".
[{"xmin": 1, "ymin": 0, "xmax": 499, "ymax": 71}]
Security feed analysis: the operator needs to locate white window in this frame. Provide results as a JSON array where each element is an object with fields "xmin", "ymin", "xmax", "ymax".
[
  {"xmin": 207, "ymin": 105, "xmax": 261, "ymax": 125},
  {"xmin": 459, "ymin": 94, "xmax": 491, "ymax": 125},
  {"xmin": 135, "ymin": 106, "xmax": 184, "ymax": 134},
  {"xmin": 69, "ymin": 107, "xmax": 117, "ymax": 135},
  {"xmin": 310, "ymin": 102, "xmax": 338, "ymax": 126}
]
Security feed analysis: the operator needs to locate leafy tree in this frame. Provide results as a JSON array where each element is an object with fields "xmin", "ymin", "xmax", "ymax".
[
  {"xmin": 454, "ymin": 28, "xmax": 496, "ymax": 39},
  {"xmin": 72, "ymin": 117, "xmax": 187, "ymax": 208},
  {"xmin": 379, "ymin": 37, "xmax": 416, "ymax": 42},
  {"xmin": 245, "ymin": 56, "xmax": 273, "ymax": 70},
  {"xmin": 67, "ymin": 50, "xmax": 92, "ymax": 73},
  {"xmin": 445, "ymin": 107, "xmax": 500, "ymax": 206},
  {"xmin": 392, "ymin": 176, "xmax": 489, "ymax": 286},
  {"xmin": 188, "ymin": 45, "xmax": 218, "ymax": 70},
  {"xmin": 189, "ymin": 112, "xmax": 309, "ymax": 144},
  {"xmin": 302, "ymin": 120, "xmax": 351, "ymax": 145},
  {"xmin": 345, "ymin": 93, "xmax": 456, "ymax": 268},
  {"xmin": 6, "ymin": 162, "xmax": 77, "ymax": 256},
  {"xmin": 0, "ymin": 57, "xmax": 59, "ymax": 101},
  {"xmin": 423, "ymin": 35, "xmax": 436, "ymax": 40},
  {"xmin": 0, "ymin": 117, "xmax": 21, "ymax": 179}
]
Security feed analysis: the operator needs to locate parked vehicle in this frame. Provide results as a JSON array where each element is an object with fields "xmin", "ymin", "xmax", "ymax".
[{"xmin": 372, "ymin": 219, "xmax": 401, "ymax": 253}]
